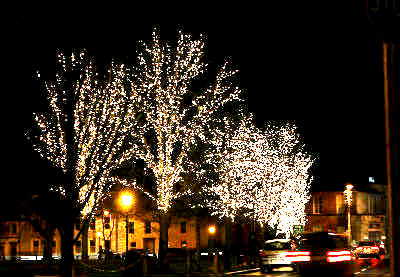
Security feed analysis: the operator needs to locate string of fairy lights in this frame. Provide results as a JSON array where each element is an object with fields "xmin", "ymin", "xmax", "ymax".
[
  {"xmin": 202, "ymin": 116, "xmax": 314, "ymax": 237},
  {"xmin": 29, "ymin": 28, "xmax": 314, "ymax": 237},
  {"xmin": 131, "ymin": 29, "xmax": 242, "ymax": 213}
]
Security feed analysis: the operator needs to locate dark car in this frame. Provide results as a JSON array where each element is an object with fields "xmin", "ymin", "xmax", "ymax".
[
  {"xmin": 353, "ymin": 240, "xmax": 384, "ymax": 267},
  {"xmin": 296, "ymin": 232, "xmax": 356, "ymax": 277},
  {"xmin": 120, "ymin": 250, "xmax": 144, "ymax": 277},
  {"xmin": 163, "ymin": 248, "xmax": 196, "ymax": 273}
]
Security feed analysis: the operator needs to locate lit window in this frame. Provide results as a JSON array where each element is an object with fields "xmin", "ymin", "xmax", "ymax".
[
  {"xmin": 145, "ymin": 221, "xmax": 151, "ymax": 234},
  {"xmin": 129, "ymin": 222, "xmax": 134, "ymax": 234},
  {"xmin": 313, "ymin": 195, "xmax": 322, "ymax": 214}
]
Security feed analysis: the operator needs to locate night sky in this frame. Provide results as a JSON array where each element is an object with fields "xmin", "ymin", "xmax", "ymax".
[{"xmin": 5, "ymin": 3, "xmax": 387, "ymax": 202}]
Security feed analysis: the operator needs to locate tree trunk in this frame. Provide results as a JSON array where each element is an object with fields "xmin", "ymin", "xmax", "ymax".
[
  {"xmin": 195, "ymin": 219, "xmax": 201, "ymax": 271},
  {"xmin": 42, "ymin": 230, "xmax": 54, "ymax": 262},
  {"xmin": 81, "ymin": 223, "xmax": 88, "ymax": 262},
  {"xmin": 225, "ymin": 222, "xmax": 232, "ymax": 271},
  {"xmin": 158, "ymin": 214, "xmax": 169, "ymax": 268},
  {"xmin": 60, "ymin": 212, "xmax": 75, "ymax": 277}
]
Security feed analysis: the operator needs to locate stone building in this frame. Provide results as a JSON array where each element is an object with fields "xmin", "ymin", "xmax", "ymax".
[{"xmin": 305, "ymin": 183, "xmax": 387, "ymax": 244}]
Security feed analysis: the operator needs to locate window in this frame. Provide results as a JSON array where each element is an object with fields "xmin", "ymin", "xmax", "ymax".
[
  {"xmin": 52, "ymin": 241, "xmax": 56, "ymax": 247},
  {"xmin": 145, "ymin": 221, "xmax": 151, "ymax": 234},
  {"xmin": 336, "ymin": 193, "xmax": 345, "ymax": 214},
  {"xmin": 129, "ymin": 222, "xmax": 134, "ymax": 234},
  {"xmin": 180, "ymin": 221, "xmax": 187, "ymax": 233},
  {"xmin": 33, "ymin": 240, "xmax": 39, "ymax": 247},
  {"xmin": 313, "ymin": 195, "xmax": 322, "ymax": 214},
  {"xmin": 10, "ymin": 223, "xmax": 17, "ymax": 234},
  {"xmin": 368, "ymin": 195, "xmax": 377, "ymax": 214},
  {"xmin": 90, "ymin": 218, "xmax": 95, "ymax": 230},
  {"xmin": 90, "ymin": 240, "xmax": 96, "ymax": 253},
  {"xmin": 75, "ymin": 241, "xmax": 81, "ymax": 253},
  {"xmin": 130, "ymin": 242, "xmax": 136, "ymax": 248},
  {"xmin": 104, "ymin": 214, "xmax": 110, "ymax": 229}
]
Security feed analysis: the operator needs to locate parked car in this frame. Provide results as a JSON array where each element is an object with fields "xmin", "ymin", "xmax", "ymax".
[
  {"xmin": 259, "ymin": 239, "xmax": 299, "ymax": 273},
  {"xmin": 163, "ymin": 248, "xmax": 195, "ymax": 274},
  {"xmin": 120, "ymin": 250, "xmax": 144, "ymax": 277},
  {"xmin": 296, "ymin": 232, "xmax": 356, "ymax": 277}
]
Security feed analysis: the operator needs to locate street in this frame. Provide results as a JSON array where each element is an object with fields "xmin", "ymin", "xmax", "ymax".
[{"xmin": 230, "ymin": 262, "xmax": 390, "ymax": 277}]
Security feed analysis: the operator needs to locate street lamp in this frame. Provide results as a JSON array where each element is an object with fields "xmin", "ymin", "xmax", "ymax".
[
  {"xmin": 208, "ymin": 225, "xmax": 216, "ymax": 235},
  {"xmin": 344, "ymin": 183, "xmax": 353, "ymax": 245},
  {"xmin": 208, "ymin": 225, "xmax": 216, "ymax": 249},
  {"xmin": 120, "ymin": 191, "xmax": 134, "ymax": 254}
]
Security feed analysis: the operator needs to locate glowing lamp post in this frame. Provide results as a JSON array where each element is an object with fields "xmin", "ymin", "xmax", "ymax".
[
  {"xmin": 208, "ymin": 225, "xmax": 216, "ymax": 249},
  {"xmin": 208, "ymin": 225, "xmax": 216, "ymax": 235},
  {"xmin": 344, "ymin": 184, "xmax": 353, "ymax": 245},
  {"xmin": 120, "ymin": 192, "xmax": 134, "ymax": 254}
]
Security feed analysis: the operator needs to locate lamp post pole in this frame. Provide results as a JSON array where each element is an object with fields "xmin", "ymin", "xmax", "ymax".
[
  {"xmin": 120, "ymin": 192, "xmax": 133, "ymax": 255},
  {"xmin": 347, "ymin": 202, "xmax": 351, "ymax": 243},
  {"xmin": 126, "ymin": 213, "xmax": 129, "ymax": 254}
]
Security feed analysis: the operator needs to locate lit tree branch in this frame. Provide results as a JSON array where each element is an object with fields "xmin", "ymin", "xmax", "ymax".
[
  {"xmin": 28, "ymin": 50, "xmax": 143, "ymax": 221},
  {"xmin": 131, "ymin": 28, "xmax": 242, "ymax": 212},
  {"xmin": 204, "ymin": 117, "xmax": 315, "ymax": 238}
]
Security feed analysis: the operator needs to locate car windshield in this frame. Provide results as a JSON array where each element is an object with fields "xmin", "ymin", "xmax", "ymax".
[
  {"xmin": 264, "ymin": 241, "xmax": 291, "ymax": 250},
  {"xmin": 358, "ymin": 241, "xmax": 376, "ymax": 246}
]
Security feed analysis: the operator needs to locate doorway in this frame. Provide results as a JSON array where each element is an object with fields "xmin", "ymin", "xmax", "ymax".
[{"xmin": 143, "ymin": 238, "xmax": 155, "ymax": 253}]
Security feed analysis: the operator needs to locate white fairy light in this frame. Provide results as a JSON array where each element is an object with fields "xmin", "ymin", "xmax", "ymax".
[
  {"xmin": 130, "ymin": 28, "xmax": 242, "ymax": 213},
  {"xmin": 204, "ymin": 117, "xmax": 315, "ymax": 238},
  {"xmin": 29, "ymin": 50, "xmax": 143, "ymax": 220}
]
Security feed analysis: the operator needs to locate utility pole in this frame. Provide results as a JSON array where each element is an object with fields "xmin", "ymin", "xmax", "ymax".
[
  {"xmin": 366, "ymin": 1, "xmax": 400, "ymax": 275},
  {"xmin": 383, "ymin": 40, "xmax": 400, "ymax": 277}
]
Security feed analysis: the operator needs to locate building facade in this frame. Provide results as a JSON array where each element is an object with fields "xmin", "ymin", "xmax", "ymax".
[
  {"xmin": 305, "ymin": 184, "xmax": 386, "ymax": 244},
  {"xmin": 0, "ymin": 220, "xmax": 61, "ymax": 260}
]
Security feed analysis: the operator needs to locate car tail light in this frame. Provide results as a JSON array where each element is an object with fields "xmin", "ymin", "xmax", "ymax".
[
  {"xmin": 326, "ymin": 250, "xmax": 352, "ymax": 263},
  {"xmin": 284, "ymin": 251, "xmax": 311, "ymax": 262},
  {"xmin": 259, "ymin": 250, "xmax": 267, "ymax": 257},
  {"xmin": 371, "ymin": 258, "xmax": 379, "ymax": 266}
]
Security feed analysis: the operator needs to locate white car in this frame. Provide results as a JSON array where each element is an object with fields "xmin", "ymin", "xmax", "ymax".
[{"xmin": 259, "ymin": 239, "xmax": 300, "ymax": 273}]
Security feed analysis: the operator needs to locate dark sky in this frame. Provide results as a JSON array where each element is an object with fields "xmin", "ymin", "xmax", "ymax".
[{"xmin": 6, "ymin": 3, "xmax": 387, "ymax": 198}]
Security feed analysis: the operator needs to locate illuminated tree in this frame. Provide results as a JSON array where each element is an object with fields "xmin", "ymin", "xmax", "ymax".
[
  {"xmin": 27, "ymin": 50, "xmax": 141, "ymax": 276},
  {"xmin": 116, "ymin": 28, "xmax": 242, "ymax": 259},
  {"xmin": 204, "ymin": 117, "xmax": 315, "ymax": 238}
]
